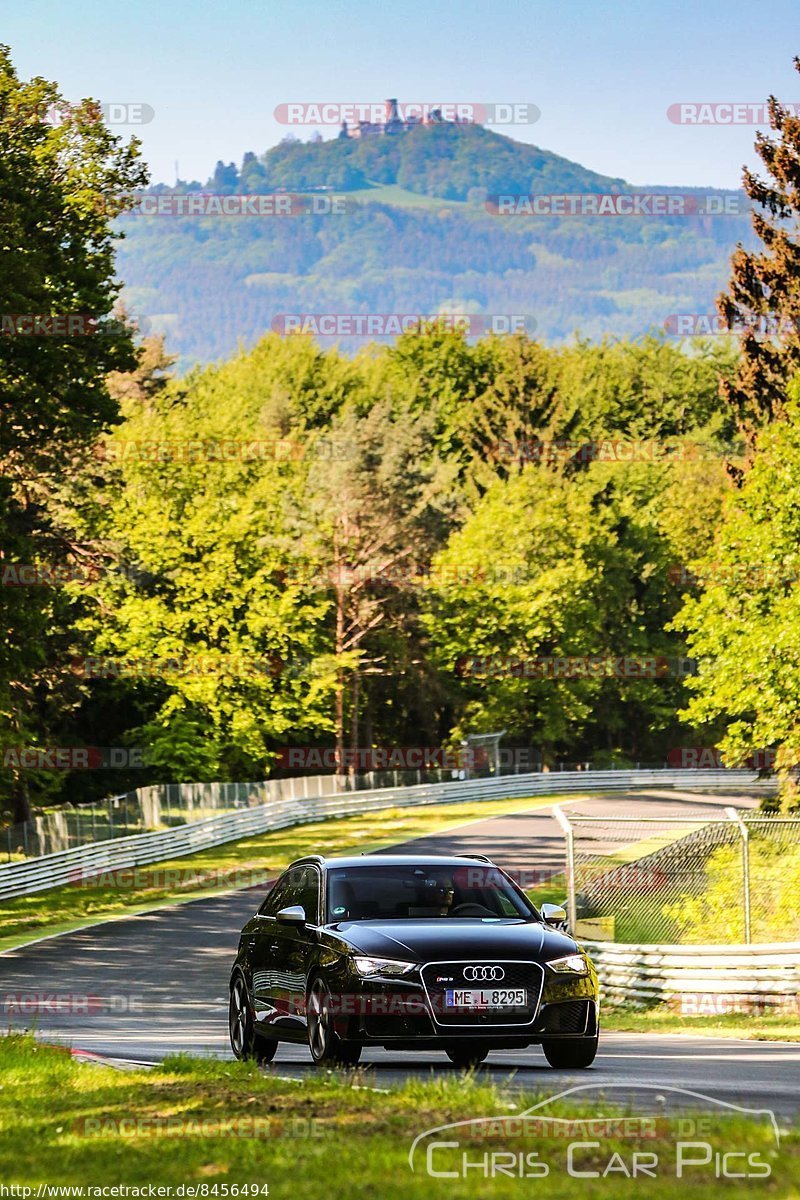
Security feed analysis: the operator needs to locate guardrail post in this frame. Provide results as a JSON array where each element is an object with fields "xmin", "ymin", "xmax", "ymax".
[
  {"xmin": 726, "ymin": 806, "xmax": 751, "ymax": 944},
  {"xmin": 553, "ymin": 806, "xmax": 577, "ymax": 932}
]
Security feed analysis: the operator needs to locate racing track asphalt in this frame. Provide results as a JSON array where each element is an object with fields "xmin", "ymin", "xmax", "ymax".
[{"xmin": 1, "ymin": 789, "xmax": 797, "ymax": 1118}]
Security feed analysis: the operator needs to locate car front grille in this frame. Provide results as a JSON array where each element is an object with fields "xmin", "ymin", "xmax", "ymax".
[{"xmin": 420, "ymin": 960, "xmax": 545, "ymax": 1027}]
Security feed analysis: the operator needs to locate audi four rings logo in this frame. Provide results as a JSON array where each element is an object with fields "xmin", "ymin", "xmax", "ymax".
[{"xmin": 463, "ymin": 965, "xmax": 505, "ymax": 981}]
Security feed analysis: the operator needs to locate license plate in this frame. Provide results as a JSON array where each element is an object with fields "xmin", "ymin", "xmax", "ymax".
[{"xmin": 445, "ymin": 988, "xmax": 527, "ymax": 1009}]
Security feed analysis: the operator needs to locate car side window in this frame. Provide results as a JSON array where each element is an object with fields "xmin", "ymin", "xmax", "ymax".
[
  {"xmin": 259, "ymin": 875, "xmax": 291, "ymax": 917},
  {"xmin": 259, "ymin": 865, "xmax": 319, "ymax": 922},
  {"xmin": 298, "ymin": 867, "xmax": 320, "ymax": 925}
]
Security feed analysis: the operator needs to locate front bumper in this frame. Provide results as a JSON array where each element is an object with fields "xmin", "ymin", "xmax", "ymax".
[{"xmin": 330, "ymin": 957, "xmax": 599, "ymax": 1045}]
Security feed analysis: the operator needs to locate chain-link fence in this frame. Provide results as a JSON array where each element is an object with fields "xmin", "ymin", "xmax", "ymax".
[
  {"xmin": 1, "ymin": 782, "xmax": 262, "ymax": 861},
  {"xmin": 1, "ymin": 765, "xmax": 498, "ymax": 861},
  {"xmin": 560, "ymin": 809, "xmax": 800, "ymax": 944}
]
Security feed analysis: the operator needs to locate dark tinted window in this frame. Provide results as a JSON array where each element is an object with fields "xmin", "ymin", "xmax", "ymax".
[
  {"xmin": 326, "ymin": 864, "xmax": 535, "ymax": 922},
  {"xmin": 296, "ymin": 866, "xmax": 320, "ymax": 923},
  {"xmin": 260, "ymin": 865, "xmax": 319, "ymax": 922},
  {"xmin": 259, "ymin": 875, "xmax": 291, "ymax": 916}
]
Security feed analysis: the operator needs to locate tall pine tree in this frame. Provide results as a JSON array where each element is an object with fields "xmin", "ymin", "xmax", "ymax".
[{"xmin": 718, "ymin": 56, "xmax": 800, "ymax": 446}]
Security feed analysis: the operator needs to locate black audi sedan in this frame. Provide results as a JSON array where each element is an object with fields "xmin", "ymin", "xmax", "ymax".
[{"xmin": 229, "ymin": 853, "xmax": 599, "ymax": 1068}]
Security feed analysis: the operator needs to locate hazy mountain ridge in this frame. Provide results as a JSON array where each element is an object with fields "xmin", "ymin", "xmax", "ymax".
[{"xmin": 116, "ymin": 124, "xmax": 754, "ymax": 366}]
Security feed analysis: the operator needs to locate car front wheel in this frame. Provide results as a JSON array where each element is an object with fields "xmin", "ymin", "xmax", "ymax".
[
  {"xmin": 229, "ymin": 974, "xmax": 278, "ymax": 1063},
  {"xmin": 542, "ymin": 1034, "xmax": 599, "ymax": 1069},
  {"xmin": 307, "ymin": 976, "xmax": 361, "ymax": 1066}
]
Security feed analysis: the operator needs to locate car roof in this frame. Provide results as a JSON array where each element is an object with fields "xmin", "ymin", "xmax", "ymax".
[{"xmin": 292, "ymin": 854, "xmax": 498, "ymax": 870}]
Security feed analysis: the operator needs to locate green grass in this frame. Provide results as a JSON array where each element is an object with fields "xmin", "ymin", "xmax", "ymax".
[
  {"xmin": 0, "ymin": 793, "xmax": 565, "ymax": 951},
  {"xmin": 356, "ymin": 181, "xmax": 472, "ymax": 209},
  {"xmin": 0, "ymin": 1034, "xmax": 793, "ymax": 1196},
  {"xmin": 603, "ymin": 1004, "xmax": 800, "ymax": 1042},
  {"xmin": 286, "ymin": 180, "xmax": 473, "ymax": 210}
]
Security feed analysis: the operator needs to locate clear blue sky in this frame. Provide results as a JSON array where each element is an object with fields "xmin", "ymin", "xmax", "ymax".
[{"xmin": 8, "ymin": 0, "xmax": 800, "ymax": 188}]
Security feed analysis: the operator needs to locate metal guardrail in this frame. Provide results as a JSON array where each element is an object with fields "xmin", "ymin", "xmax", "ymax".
[
  {"xmin": 587, "ymin": 938, "xmax": 800, "ymax": 1007},
  {"xmin": 0, "ymin": 767, "xmax": 770, "ymax": 902},
  {"xmin": 7, "ymin": 771, "xmax": 457, "ymax": 860}
]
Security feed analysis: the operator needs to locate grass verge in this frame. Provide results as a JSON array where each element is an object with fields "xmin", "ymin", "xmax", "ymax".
[
  {"xmin": 0, "ymin": 793, "xmax": 565, "ymax": 951},
  {"xmin": 603, "ymin": 1004, "xmax": 800, "ymax": 1042},
  {"xmin": 0, "ymin": 1034, "xmax": 792, "ymax": 1197}
]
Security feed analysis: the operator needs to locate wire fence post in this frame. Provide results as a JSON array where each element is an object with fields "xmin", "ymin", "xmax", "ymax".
[
  {"xmin": 726, "ymin": 806, "xmax": 751, "ymax": 944},
  {"xmin": 553, "ymin": 806, "xmax": 577, "ymax": 932}
]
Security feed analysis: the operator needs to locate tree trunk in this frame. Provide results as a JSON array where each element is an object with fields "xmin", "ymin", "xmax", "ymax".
[
  {"xmin": 335, "ymin": 582, "xmax": 345, "ymax": 776},
  {"xmin": 10, "ymin": 775, "xmax": 32, "ymax": 825},
  {"xmin": 363, "ymin": 680, "xmax": 372, "ymax": 752},
  {"xmin": 349, "ymin": 669, "xmax": 360, "ymax": 779}
]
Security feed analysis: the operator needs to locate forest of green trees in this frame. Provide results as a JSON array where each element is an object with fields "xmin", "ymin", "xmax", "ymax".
[{"xmin": 4, "ymin": 48, "xmax": 800, "ymax": 823}]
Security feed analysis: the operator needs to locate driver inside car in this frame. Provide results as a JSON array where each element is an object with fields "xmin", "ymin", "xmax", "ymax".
[{"xmin": 435, "ymin": 882, "xmax": 456, "ymax": 916}]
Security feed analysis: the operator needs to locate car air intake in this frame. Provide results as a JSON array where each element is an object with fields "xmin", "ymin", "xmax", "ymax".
[{"xmin": 542, "ymin": 1000, "xmax": 590, "ymax": 1034}]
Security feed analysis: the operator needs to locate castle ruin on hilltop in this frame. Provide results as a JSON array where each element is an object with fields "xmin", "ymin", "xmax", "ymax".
[{"xmin": 338, "ymin": 98, "xmax": 473, "ymax": 139}]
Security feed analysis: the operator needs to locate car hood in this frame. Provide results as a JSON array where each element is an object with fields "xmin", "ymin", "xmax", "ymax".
[{"xmin": 328, "ymin": 918, "xmax": 578, "ymax": 963}]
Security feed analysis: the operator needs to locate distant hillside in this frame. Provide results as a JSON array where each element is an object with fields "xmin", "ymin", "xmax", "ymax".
[
  {"xmin": 258, "ymin": 123, "xmax": 628, "ymax": 199},
  {"xmin": 115, "ymin": 125, "xmax": 754, "ymax": 367}
]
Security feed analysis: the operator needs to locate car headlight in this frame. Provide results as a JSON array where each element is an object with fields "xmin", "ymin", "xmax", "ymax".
[
  {"xmin": 352, "ymin": 956, "xmax": 417, "ymax": 977},
  {"xmin": 548, "ymin": 954, "xmax": 589, "ymax": 975}
]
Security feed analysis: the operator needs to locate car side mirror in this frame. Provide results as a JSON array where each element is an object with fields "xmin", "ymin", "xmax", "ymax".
[
  {"xmin": 541, "ymin": 902, "xmax": 567, "ymax": 926},
  {"xmin": 276, "ymin": 905, "xmax": 306, "ymax": 926}
]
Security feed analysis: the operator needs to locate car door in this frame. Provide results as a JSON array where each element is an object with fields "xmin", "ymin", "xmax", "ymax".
[
  {"xmin": 274, "ymin": 865, "xmax": 321, "ymax": 1035},
  {"xmin": 248, "ymin": 873, "xmax": 293, "ymax": 1032},
  {"xmin": 250, "ymin": 865, "xmax": 320, "ymax": 1039}
]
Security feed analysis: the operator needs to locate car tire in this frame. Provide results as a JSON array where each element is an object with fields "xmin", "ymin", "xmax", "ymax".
[
  {"xmin": 542, "ymin": 1034, "xmax": 599, "ymax": 1069},
  {"xmin": 307, "ymin": 976, "xmax": 362, "ymax": 1067},
  {"xmin": 229, "ymin": 974, "xmax": 278, "ymax": 1063},
  {"xmin": 445, "ymin": 1046, "xmax": 489, "ymax": 1068}
]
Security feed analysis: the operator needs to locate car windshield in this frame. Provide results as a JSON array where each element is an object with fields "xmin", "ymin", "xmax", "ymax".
[{"xmin": 325, "ymin": 864, "xmax": 536, "ymax": 922}]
